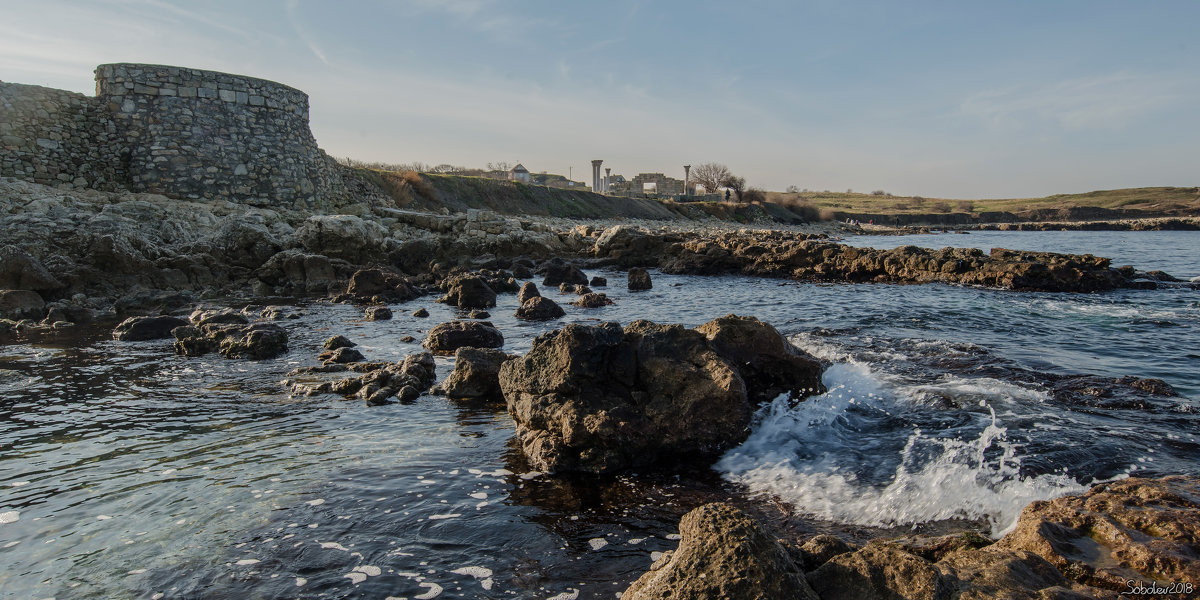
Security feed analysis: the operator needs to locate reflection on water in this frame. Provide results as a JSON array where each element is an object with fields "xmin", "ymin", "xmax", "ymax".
[{"xmin": 0, "ymin": 231, "xmax": 1197, "ymax": 598}]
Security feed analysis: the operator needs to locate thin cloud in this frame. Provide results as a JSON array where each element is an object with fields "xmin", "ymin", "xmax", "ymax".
[
  {"xmin": 285, "ymin": 0, "xmax": 329, "ymax": 65},
  {"xmin": 960, "ymin": 72, "xmax": 1189, "ymax": 131}
]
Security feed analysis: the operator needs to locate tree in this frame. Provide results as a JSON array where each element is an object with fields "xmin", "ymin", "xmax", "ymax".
[
  {"xmin": 690, "ymin": 163, "xmax": 732, "ymax": 194},
  {"xmin": 786, "ymin": 185, "xmax": 801, "ymax": 194},
  {"xmin": 723, "ymin": 175, "xmax": 746, "ymax": 201}
]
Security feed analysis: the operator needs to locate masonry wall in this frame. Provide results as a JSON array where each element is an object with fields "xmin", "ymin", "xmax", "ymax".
[
  {"xmin": 0, "ymin": 63, "xmax": 348, "ymax": 207},
  {"xmin": 0, "ymin": 83, "xmax": 121, "ymax": 189}
]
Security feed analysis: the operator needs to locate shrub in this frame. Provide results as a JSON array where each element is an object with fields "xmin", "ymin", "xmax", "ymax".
[
  {"xmin": 932, "ymin": 201, "xmax": 952, "ymax": 213},
  {"xmin": 955, "ymin": 200, "xmax": 973, "ymax": 212}
]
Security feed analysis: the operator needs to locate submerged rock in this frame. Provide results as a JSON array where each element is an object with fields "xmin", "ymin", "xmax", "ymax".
[
  {"xmin": 320, "ymin": 346, "xmax": 365, "ymax": 364},
  {"xmin": 322, "ymin": 335, "xmax": 356, "ymax": 350},
  {"xmin": 572, "ymin": 292, "xmax": 613, "ymax": 308},
  {"xmin": 622, "ymin": 503, "xmax": 818, "ymax": 600},
  {"xmin": 514, "ymin": 296, "xmax": 565, "ymax": 321},
  {"xmin": 590, "ymin": 276, "xmax": 607, "ymax": 287},
  {"xmin": 364, "ymin": 305, "xmax": 392, "ymax": 321},
  {"xmin": 289, "ymin": 352, "xmax": 436, "ymax": 405},
  {"xmin": 423, "ymin": 321, "xmax": 504, "ymax": 355},
  {"xmin": 173, "ymin": 322, "xmax": 288, "ymax": 360},
  {"xmin": 541, "ymin": 261, "xmax": 588, "ymax": 287},
  {"xmin": 112, "ymin": 315, "xmax": 189, "ymax": 341}
]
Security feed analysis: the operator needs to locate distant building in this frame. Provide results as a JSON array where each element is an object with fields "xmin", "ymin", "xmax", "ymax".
[
  {"xmin": 508, "ymin": 164, "xmax": 531, "ymax": 183},
  {"xmin": 611, "ymin": 173, "xmax": 685, "ymax": 197}
]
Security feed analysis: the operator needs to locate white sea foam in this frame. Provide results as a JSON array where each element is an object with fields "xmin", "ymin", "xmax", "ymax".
[
  {"xmin": 451, "ymin": 566, "xmax": 492, "ymax": 579},
  {"xmin": 715, "ymin": 362, "xmax": 1087, "ymax": 536},
  {"xmin": 428, "ymin": 513, "xmax": 461, "ymax": 520},
  {"xmin": 588, "ymin": 538, "xmax": 608, "ymax": 551},
  {"xmin": 546, "ymin": 590, "xmax": 579, "ymax": 600},
  {"xmin": 0, "ymin": 510, "xmax": 19, "ymax": 524},
  {"xmin": 413, "ymin": 582, "xmax": 443, "ymax": 599}
]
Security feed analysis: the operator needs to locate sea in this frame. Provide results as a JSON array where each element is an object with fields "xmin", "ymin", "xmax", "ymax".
[{"xmin": 1, "ymin": 230, "xmax": 1197, "ymax": 599}]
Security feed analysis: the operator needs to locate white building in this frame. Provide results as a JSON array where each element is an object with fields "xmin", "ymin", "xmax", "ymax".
[{"xmin": 508, "ymin": 164, "xmax": 531, "ymax": 183}]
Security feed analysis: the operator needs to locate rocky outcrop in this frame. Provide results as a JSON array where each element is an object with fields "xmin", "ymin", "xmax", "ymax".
[
  {"xmin": 436, "ymin": 347, "xmax": 512, "ymax": 400},
  {"xmin": 438, "ymin": 275, "xmax": 497, "ymax": 309},
  {"xmin": 295, "ymin": 215, "xmax": 388, "ymax": 263},
  {"xmin": 996, "ymin": 475, "xmax": 1200, "ymax": 591},
  {"xmin": 622, "ymin": 503, "xmax": 818, "ymax": 600},
  {"xmin": 319, "ymin": 346, "xmax": 365, "ymax": 364},
  {"xmin": 499, "ymin": 317, "xmax": 823, "ymax": 474},
  {"xmin": 423, "ymin": 321, "xmax": 504, "ymax": 355},
  {"xmin": 322, "ymin": 335, "xmax": 355, "ymax": 350},
  {"xmin": 514, "ymin": 296, "xmax": 565, "ymax": 320},
  {"xmin": 172, "ymin": 322, "xmax": 288, "ymax": 359},
  {"xmin": 112, "ymin": 315, "xmax": 189, "ymax": 341},
  {"xmin": 627, "ymin": 267, "xmax": 653, "ymax": 291},
  {"xmin": 0, "ymin": 245, "xmax": 62, "ymax": 292},
  {"xmin": 253, "ymin": 250, "xmax": 346, "ymax": 294},
  {"xmin": 0, "ymin": 290, "xmax": 45, "ymax": 320}
]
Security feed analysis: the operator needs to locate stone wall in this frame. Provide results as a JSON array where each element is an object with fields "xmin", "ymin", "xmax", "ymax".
[
  {"xmin": 0, "ymin": 83, "xmax": 121, "ymax": 190},
  {"xmin": 0, "ymin": 63, "xmax": 347, "ymax": 207}
]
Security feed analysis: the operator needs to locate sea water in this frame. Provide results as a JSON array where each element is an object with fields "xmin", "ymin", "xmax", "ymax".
[{"xmin": 0, "ymin": 230, "xmax": 1196, "ymax": 598}]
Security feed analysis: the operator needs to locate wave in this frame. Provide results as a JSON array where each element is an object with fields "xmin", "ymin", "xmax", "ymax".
[{"xmin": 714, "ymin": 363, "xmax": 1088, "ymax": 536}]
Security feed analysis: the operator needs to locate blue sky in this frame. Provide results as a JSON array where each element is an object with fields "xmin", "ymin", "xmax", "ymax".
[{"xmin": 2, "ymin": 0, "xmax": 1197, "ymax": 198}]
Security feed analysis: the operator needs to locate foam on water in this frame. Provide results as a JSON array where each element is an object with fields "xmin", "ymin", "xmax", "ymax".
[{"xmin": 715, "ymin": 363, "xmax": 1088, "ymax": 536}]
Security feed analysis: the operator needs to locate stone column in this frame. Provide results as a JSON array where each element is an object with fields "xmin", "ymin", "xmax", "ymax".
[
  {"xmin": 683, "ymin": 165, "xmax": 691, "ymax": 196},
  {"xmin": 591, "ymin": 159, "xmax": 603, "ymax": 193},
  {"xmin": 604, "ymin": 167, "xmax": 611, "ymax": 194}
]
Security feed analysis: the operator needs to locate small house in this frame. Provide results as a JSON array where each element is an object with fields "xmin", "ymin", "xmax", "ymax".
[{"xmin": 508, "ymin": 164, "xmax": 531, "ymax": 183}]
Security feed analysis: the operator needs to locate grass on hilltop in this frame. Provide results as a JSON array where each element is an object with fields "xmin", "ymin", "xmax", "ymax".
[{"xmin": 765, "ymin": 187, "xmax": 1200, "ymax": 217}]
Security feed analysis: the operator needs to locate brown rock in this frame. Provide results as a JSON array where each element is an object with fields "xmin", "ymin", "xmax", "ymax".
[
  {"xmin": 628, "ymin": 266, "xmax": 653, "ymax": 290},
  {"xmin": 622, "ymin": 503, "xmax": 818, "ymax": 600},
  {"xmin": 364, "ymin": 305, "xmax": 392, "ymax": 321},
  {"xmin": 996, "ymin": 476, "xmax": 1200, "ymax": 591},
  {"xmin": 807, "ymin": 542, "xmax": 955, "ymax": 600},
  {"xmin": 439, "ymin": 347, "xmax": 512, "ymax": 400},
  {"xmin": 541, "ymin": 261, "xmax": 588, "ymax": 287},
  {"xmin": 514, "ymin": 296, "xmax": 565, "ymax": 320},
  {"xmin": 572, "ymin": 292, "xmax": 614, "ymax": 308},
  {"xmin": 517, "ymin": 281, "xmax": 540, "ymax": 304},
  {"xmin": 696, "ymin": 314, "xmax": 825, "ymax": 403},
  {"xmin": 0, "ymin": 289, "xmax": 45, "ymax": 320},
  {"xmin": 438, "ymin": 275, "xmax": 497, "ymax": 309},
  {"xmin": 423, "ymin": 321, "xmax": 504, "ymax": 355},
  {"xmin": 322, "ymin": 335, "xmax": 356, "ymax": 350}
]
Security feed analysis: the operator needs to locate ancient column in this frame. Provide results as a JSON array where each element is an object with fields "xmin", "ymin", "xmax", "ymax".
[
  {"xmin": 591, "ymin": 159, "xmax": 603, "ymax": 193},
  {"xmin": 683, "ymin": 164, "xmax": 691, "ymax": 196}
]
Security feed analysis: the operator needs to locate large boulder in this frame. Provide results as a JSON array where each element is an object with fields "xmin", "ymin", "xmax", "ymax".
[
  {"xmin": 439, "ymin": 275, "xmax": 497, "ymax": 309},
  {"xmin": 0, "ymin": 245, "xmax": 62, "ymax": 292},
  {"xmin": 438, "ymin": 347, "xmax": 512, "ymax": 400},
  {"xmin": 807, "ymin": 543, "xmax": 955, "ymax": 600},
  {"xmin": 514, "ymin": 296, "xmax": 565, "ymax": 320},
  {"xmin": 208, "ymin": 220, "xmax": 282, "ymax": 268},
  {"xmin": 622, "ymin": 503, "xmax": 818, "ymax": 600},
  {"xmin": 254, "ymin": 250, "xmax": 342, "ymax": 293},
  {"xmin": 499, "ymin": 320, "xmax": 751, "ymax": 474},
  {"xmin": 173, "ymin": 322, "xmax": 288, "ymax": 359},
  {"xmin": 628, "ymin": 266, "xmax": 653, "ymax": 290},
  {"xmin": 423, "ymin": 321, "xmax": 504, "ymax": 355},
  {"xmin": 112, "ymin": 315, "xmax": 189, "ymax": 341},
  {"xmin": 696, "ymin": 315, "xmax": 825, "ymax": 402},
  {"xmin": 995, "ymin": 475, "xmax": 1200, "ymax": 591},
  {"xmin": 0, "ymin": 290, "xmax": 45, "ymax": 320}
]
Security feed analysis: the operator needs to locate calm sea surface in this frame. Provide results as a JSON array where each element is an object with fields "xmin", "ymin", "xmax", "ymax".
[{"xmin": 1, "ymin": 230, "xmax": 1197, "ymax": 599}]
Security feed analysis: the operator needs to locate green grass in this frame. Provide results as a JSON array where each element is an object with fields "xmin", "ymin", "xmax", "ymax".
[{"xmin": 765, "ymin": 187, "xmax": 1200, "ymax": 217}]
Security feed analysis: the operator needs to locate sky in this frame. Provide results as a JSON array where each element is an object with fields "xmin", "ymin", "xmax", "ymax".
[{"xmin": 2, "ymin": 0, "xmax": 1198, "ymax": 198}]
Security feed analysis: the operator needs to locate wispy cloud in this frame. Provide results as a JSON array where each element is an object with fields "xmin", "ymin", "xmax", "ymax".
[
  {"xmin": 960, "ymin": 72, "xmax": 1190, "ymax": 131},
  {"xmin": 285, "ymin": 0, "xmax": 329, "ymax": 65},
  {"xmin": 400, "ymin": 0, "xmax": 562, "ymax": 44}
]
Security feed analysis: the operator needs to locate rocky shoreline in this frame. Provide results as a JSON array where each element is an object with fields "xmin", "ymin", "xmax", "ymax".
[{"xmin": 2, "ymin": 178, "xmax": 1191, "ymax": 334}]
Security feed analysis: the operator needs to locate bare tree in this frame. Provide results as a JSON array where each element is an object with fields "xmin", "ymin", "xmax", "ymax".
[
  {"xmin": 690, "ymin": 163, "xmax": 732, "ymax": 194},
  {"xmin": 723, "ymin": 175, "xmax": 746, "ymax": 201}
]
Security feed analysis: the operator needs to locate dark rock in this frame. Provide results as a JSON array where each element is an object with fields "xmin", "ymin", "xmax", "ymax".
[
  {"xmin": 320, "ymin": 346, "xmax": 365, "ymax": 364},
  {"xmin": 112, "ymin": 315, "xmax": 189, "ymax": 341},
  {"xmin": 289, "ymin": 352, "xmax": 435, "ymax": 402},
  {"xmin": 0, "ymin": 290, "xmax": 45, "ymax": 320},
  {"xmin": 590, "ymin": 276, "xmax": 607, "ymax": 287},
  {"xmin": 514, "ymin": 296, "xmax": 565, "ymax": 321},
  {"xmin": 512, "ymin": 264, "xmax": 533, "ymax": 279},
  {"xmin": 0, "ymin": 245, "xmax": 62, "ymax": 292},
  {"xmin": 499, "ymin": 320, "xmax": 751, "ymax": 474},
  {"xmin": 573, "ymin": 285, "xmax": 592, "ymax": 295},
  {"xmin": 322, "ymin": 335, "xmax": 356, "ymax": 350},
  {"xmin": 558, "ymin": 282, "xmax": 573, "ymax": 294},
  {"xmin": 542, "ymin": 262, "xmax": 588, "ymax": 287},
  {"xmin": 439, "ymin": 347, "xmax": 512, "ymax": 400},
  {"xmin": 469, "ymin": 310, "xmax": 490, "ymax": 319},
  {"xmin": 517, "ymin": 281, "xmax": 540, "ymax": 304},
  {"xmin": 397, "ymin": 385, "xmax": 420, "ymax": 403},
  {"xmin": 254, "ymin": 250, "xmax": 343, "ymax": 293},
  {"xmin": 364, "ymin": 306, "xmax": 392, "ymax": 321},
  {"xmin": 696, "ymin": 314, "xmax": 826, "ymax": 403},
  {"xmin": 438, "ymin": 275, "xmax": 497, "ymax": 309},
  {"xmin": 628, "ymin": 267, "xmax": 653, "ymax": 290},
  {"xmin": 412, "ymin": 308, "xmax": 429, "ymax": 318},
  {"xmin": 173, "ymin": 322, "xmax": 288, "ymax": 360},
  {"xmin": 622, "ymin": 503, "xmax": 818, "ymax": 600},
  {"xmin": 346, "ymin": 268, "xmax": 420, "ymax": 303},
  {"xmin": 400, "ymin": 335, "xmax": 415, "ymax": 343},
  {"xmin": 423, "ymin": 321, "xmax": 504, "ymax": 355},
  {"xmin": 572, "ymin": 293, "xmax": 614, "ymax": 308}
]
